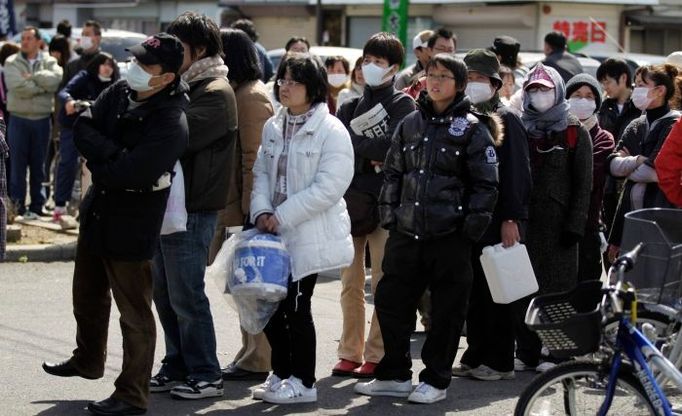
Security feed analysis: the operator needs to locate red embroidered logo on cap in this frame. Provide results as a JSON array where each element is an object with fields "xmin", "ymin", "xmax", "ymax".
[{"xmin": 143, "ymin": 37, "xmax": 161, "ymax": 48}]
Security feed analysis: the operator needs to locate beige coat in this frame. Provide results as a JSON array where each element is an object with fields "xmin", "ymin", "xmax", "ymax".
[
  {"xmin": 209, "ymin": 80, "xmax": 273, "ymax": 261},
  {"xmin": 5, "ymin": 52, "xmax": 62, "ymax": 119}
]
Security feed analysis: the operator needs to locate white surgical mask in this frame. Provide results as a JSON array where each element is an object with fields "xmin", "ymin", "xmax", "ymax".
[
  {"xmin": 328, "ymin": 73, "xmax": 349, "ymax": 88},
  {"xmin": 80, "ymin": 36, "xmax": 94, "ymax": 51},
  {"xmin": 465, "ymin": 82, "xmax": 495, "ymax": 104},
  {"xmin": 362, "ymin": 63, "xmax": 393, "ymax": 87},
  {"xmin": 568, "ymin": 97, "xmax": 597, "ymax": 120},
  {"xmin": 98, "ymin": 75, "xmax": 112, "ymax": 82},
  {"xmin": 529, "ymin": 90, "xmax": 555, "ymax": 113},
  {"xmin": 125, "ymin": 61, "xmax": 153, "ymax": 92},
  {"xmin": 632, "ymin": 87, "xmax": 653, "ymax": 111}
]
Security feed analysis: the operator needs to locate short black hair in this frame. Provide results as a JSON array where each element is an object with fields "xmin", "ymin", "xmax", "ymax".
[
  {"xmin": 324, "ymin": 56, "xmax": 350, "ymax": 74},
  {"xmin": 425, "ymin": 53, "xmax": 468, "ymax": 93},
  {"xmin": 220, "ymin": 28, "xmax": 262, "ymax": 85},
  {"xmin": 363, "ymin": 32, "xmax": 404, "ymax": 67},
  {"xmin": 48, "ymin": 34, "xmax": 71, "ymax": 66},
  {"xmin": 427, "ymin": 27, "xmax": 456, "ymax": 50},
  {"xmin": 167, "ymin": 12, "xmax": 224, "ymax": 60},
  {"xmin": 57, "ymin": 19, "xmax": 72, "ymax": 38},
  {"xmin": 285, "ymin": 36, "xmax": 310, "ymax": 52},
  {"xmin": 596, "ymin": 58, "xmax": 632, "ymax": 87},
  {"xmin": 230, "ymin": 19, "xmax": 258, "ymax": 42},
  {"xmin": 274, "ymin": 54, "xmax": 328, "ymax": 106},
  {"xmin": 83, "ymin": 20, "xmax": 102, "ymax": 37},
  {"xmin": 544, "ymin": 31, "xmax": 566, "ymax": 52},
  {"xmin": 22, "ymin": 26, "xmax": 41, "ymax": 41}
]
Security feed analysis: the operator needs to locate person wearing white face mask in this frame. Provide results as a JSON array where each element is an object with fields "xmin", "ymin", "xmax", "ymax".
[
  {"xmin": 54, "ymin": 53, "xmax": 120, "ymax": 225},
  {"xmin": 325, "ymin": 55, "xmax": 350, "ymax": 115},
  {"xmin": 60, "ymin": 20, "xmax": 103, "ymax": 91},
  {"xmin": 515, "ymin": 63, "xmax": 593, "ymax": 374},
  {"xmin": 606, "ymin": 64, "xmax": 682, "ymax": 263},
  {"xmin": 452, "ymin": 49, "xmax": 531, "ymax": 382},
  {"xmin": 334, "ymin": 32, "xmax": 415, "ymax": 380},
  {"xmin": 43, "ymin": 32, "xmax": 188, "ymax": 416},
  {"xmin": 565, "ymin": 74, "xmax": 615, "ymax": 283}
]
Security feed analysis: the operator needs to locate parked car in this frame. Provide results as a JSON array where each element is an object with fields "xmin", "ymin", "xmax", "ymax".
[
  {"xmin": 13, "ymin": 28, "xmax": 147, "ymax": 64},
  {"xmin": 267, "ymin": 46, "xmax": 363, "ymax": 72},
  {"xmin": 577, "ymin": 52, "xmax": 667, "ymax": 76}
]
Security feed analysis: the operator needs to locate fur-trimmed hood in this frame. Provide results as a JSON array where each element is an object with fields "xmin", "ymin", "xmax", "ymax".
[{"xmin": 473, "ymin": 111, "xmax": 505, "ymax": 147}]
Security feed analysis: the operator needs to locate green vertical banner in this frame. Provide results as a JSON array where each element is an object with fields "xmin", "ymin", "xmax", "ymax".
[{"xmin": 382, "ymin": 0, "xmax": 409, "ymax": 64}]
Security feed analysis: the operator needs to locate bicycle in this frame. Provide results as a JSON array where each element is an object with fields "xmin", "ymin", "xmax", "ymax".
[{"xmin": 514, "ymin": 243, "xmax": 682, "ymax": 415}]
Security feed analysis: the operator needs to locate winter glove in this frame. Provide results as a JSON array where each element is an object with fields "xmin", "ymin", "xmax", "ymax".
[
  {"xmin": 463, "ymin": 212, "xmax": 492, "ymax": 243},
  {"xmin": 560, "ymin": 231, "xmax": 582, "ymax": 248}
]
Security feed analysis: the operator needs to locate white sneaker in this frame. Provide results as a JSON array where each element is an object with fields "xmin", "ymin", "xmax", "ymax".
[
  {"xmin": 514, "ymin": 358, "xmax": 536, "ymax": 372},
  {"xmin": 535, "ymin": 361, "xmax": 557, "ymax": 373},
  {"xmin": 252, "ymin": 373, "xmax": 282, "ymax": 400},
  {"xmin": 470, "ymin": 365, "xmax": 515, "ymax": 381},
  {"xmin": 262, "ymin": 376, "xmax": 317, "ymax": 404},
  {"xmin": 354, "ymin": 378, "xmax": 412, "ymax": 397},
  {"xmin": 170, "ymin": 378, "xmax": 224, "ymax": 399},
  {"xmin": 407, "ymin": 382, "xmax": 446, "ymax": 404}
]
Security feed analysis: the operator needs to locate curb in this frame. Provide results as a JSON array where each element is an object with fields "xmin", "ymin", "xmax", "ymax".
[{"xmin": 5, "ymin": 240, "xmax": 77, "ymax": 262}]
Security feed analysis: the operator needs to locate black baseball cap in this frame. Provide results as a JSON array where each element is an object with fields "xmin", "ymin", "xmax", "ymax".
[{"xmin": 126, "ymin": 33, "xmax": 184, "ymax": 74}]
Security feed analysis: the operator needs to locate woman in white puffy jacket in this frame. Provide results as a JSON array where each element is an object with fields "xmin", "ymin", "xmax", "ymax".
[{"xmin": 249, "ymin": 54, "xmax": 355, "ymax": 405}]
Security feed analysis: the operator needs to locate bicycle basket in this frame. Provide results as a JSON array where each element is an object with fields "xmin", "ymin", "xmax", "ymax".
[
  {"xmin": 525, "ymin": 280, "xmax": 603, "ymax": 358},
  {"xmin": 620, "ymin": 208, "xmax": 682, "ymax": 307}
]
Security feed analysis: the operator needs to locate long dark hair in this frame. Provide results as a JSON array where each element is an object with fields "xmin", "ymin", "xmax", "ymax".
[
  {"xmin": 86, "ymin": 52, "xmax": 120, "ymax": 83},
  {"xmin": 220, "ymin": 28, "xmax": 262, "ymax": 85},
  {"xmin": 48, "ymin": 34, "xmax": 71, "ymax": 67}
]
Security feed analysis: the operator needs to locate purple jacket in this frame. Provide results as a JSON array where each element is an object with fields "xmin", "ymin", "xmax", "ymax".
[{"xmin": 587, "ymin": 123, "xmax": 615, "ymax": 231}]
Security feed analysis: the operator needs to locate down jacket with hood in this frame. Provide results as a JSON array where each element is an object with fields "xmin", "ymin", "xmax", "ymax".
[
  {"xmin": 379, "ymin": 92, "xmax": 499, "ymax": 241},
  {"xmin": 250, "ymin": 104, "xmax": 355, "ymax": 280}
]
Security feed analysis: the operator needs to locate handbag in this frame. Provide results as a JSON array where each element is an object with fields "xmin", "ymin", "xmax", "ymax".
[{"xmin": 344, "ymin": 186, "xmax": 379, "ymax": 237}]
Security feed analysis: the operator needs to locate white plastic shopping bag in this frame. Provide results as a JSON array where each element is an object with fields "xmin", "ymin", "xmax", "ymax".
[{"xmin": 160, "ymin": 161, "xmax": 187, "ymax": 235}]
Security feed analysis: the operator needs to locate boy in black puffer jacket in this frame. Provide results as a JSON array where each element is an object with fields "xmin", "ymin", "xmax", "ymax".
[{"xmin": 354, "ymin": 54, "xmax": 498, "ymax": 404}]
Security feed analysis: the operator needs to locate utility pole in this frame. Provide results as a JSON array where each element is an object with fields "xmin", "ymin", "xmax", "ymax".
[{"xmin": 316, "ymin": 0, "xmax": 323, "ymax": 45}]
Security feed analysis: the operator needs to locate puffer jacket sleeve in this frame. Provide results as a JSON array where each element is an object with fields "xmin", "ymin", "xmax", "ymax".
[
  {"xmin": 249, "ymin": 120, "xmax": 276, "ymax": 223},
  {"xmin": 378, "ymin": 118, "xmax": 407, "ymax": 229},
  {"xmin": 564, "ymin": 125, "xmax": 594, "ymax": 237},
  {"xmin": 462, "ymin": 121, "xmax": 499, "ymax": 241},
  {"xmin": 73, "ymin": 84, "xmax": 122, "ymax": 163},
  {"xmin": 655, "ymin": 118, "xmax": 682, "ymax": 207},
  {"xmin": 32, "ymin": 56, "xmax": 63, "ymax": 93},
  {"xmin": 274, "ymin": 118, "xmax": 354, "ymax": 229},
  {"xmin": 4, "ymin": 56, "xmax": 44, "ymax": 98}
]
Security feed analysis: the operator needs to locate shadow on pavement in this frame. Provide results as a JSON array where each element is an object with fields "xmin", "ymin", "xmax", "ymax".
[{"xmin": 32, "ymin": 400, "xmax": 91, "ymax": 415}]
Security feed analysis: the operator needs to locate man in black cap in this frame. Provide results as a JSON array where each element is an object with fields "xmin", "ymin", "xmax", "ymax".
[
  {"xmin": 41, "ymin": 32, "xmax": 189, "ymax": 416},
  {"xmin": 541, "ymin": 31, "xmax": 583, "ymax": 84},
  {"xmin": 490, "ymin": 35, "xmax": 528, "ymax": 91}
]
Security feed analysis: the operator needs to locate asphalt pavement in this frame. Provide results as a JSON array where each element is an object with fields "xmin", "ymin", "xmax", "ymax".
[{"xmin": 0, "ymin": 261, "xmax": 535, "ymax": 415}]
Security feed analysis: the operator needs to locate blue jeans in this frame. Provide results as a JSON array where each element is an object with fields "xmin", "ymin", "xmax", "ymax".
[
  {"xmin": 8, "ymin": 115, "xmax": 51, "ymax": 213},
  {"xmin": 152, "ymin": 211, "xmax": 221, "ymax": 381},
  {"xmin": 54, "ymin": 127, "xmax": 79, "ymax": 207}
]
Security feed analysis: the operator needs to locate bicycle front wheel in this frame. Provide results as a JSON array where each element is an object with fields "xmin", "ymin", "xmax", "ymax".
[{"xmin": 514, "ymin": 361, "xmax": 656, "ymax": 416}]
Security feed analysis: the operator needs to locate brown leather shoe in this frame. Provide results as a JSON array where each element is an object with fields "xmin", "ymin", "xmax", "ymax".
[
  {"xmin": 352, "ymin": 362, "xmax": 377, "ymax": 378},
  {"xmin": 331, "ymin": 359, "xmax": 361, "ymax": 376}
]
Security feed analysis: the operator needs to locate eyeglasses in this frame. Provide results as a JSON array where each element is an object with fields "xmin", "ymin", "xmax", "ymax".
[
  {"xmin": 526, "ymin": 86, "xmax": 553, "ymax": 93},
  {"xmin": 277, "ymin": 79, "xmax": 301, "ymax": 87},
  {"xmin": 426, "ymin": 74, "xmax": 455, "ymax": 82}
]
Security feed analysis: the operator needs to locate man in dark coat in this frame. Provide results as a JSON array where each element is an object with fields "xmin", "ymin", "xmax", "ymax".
[
  {"xmin": 41, "ymin": 33, "xmax": 188, "ymax": 416},
  {"xmin": 541, "ymin": 31, "xmax": 583, "ymax": 84},
  {"xmin": 59, "ymin": 20, "xmax": 103, "ymax": 89}
]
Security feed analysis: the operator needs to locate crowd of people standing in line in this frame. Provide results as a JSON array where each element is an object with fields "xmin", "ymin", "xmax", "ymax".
[{"xmin": 0, "ymin": 10, "xmax": 679, "ymax": 416}]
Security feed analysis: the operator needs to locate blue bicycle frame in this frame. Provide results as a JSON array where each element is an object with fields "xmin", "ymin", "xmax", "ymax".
[{"xmin": 600, "ymin": 316, "xmax": 672, "ymax": 415}]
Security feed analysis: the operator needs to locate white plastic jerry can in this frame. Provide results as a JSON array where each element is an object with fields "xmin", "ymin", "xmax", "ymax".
[{"xmin": 479, "ymin": 243, "xmax": 539, "ymax": 304}]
